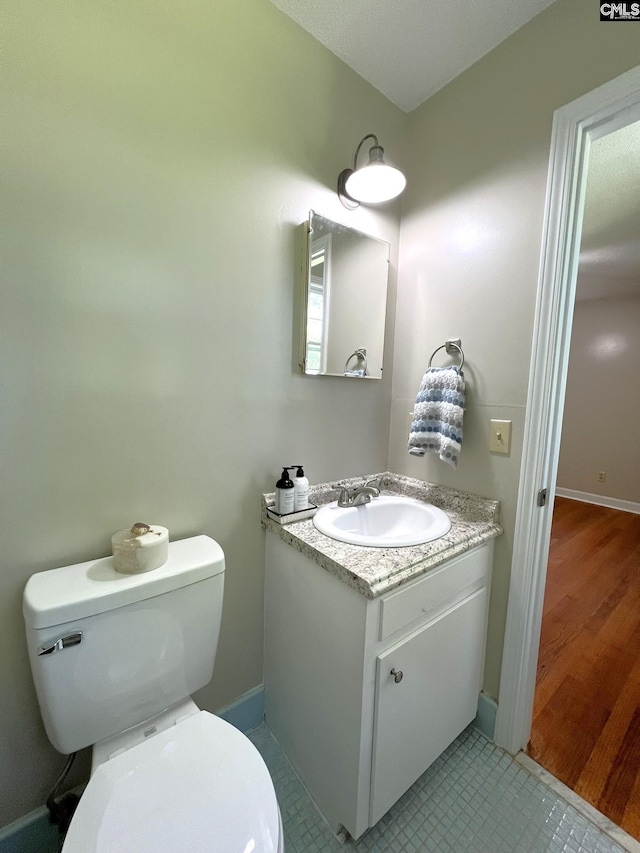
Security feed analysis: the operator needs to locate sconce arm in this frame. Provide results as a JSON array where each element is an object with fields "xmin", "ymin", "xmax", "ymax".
[{"xmin": 352, "ymin": 134, "xmax": 379, "ymax": 170}]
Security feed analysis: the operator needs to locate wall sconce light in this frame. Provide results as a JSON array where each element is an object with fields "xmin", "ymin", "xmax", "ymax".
[{"xmin": 337, "ymin": 133, "xmax": 406, "ymax": 210}]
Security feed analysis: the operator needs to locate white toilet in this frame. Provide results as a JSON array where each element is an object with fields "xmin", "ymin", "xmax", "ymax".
[{"xmin": 23, "ymin": 535, "xmax": 284, "ymax": 852}]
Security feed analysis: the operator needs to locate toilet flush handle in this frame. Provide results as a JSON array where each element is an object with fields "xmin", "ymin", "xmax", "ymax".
[{"xmin": 37, "ymin": 632, "xmax": 83, "ymax": 656}]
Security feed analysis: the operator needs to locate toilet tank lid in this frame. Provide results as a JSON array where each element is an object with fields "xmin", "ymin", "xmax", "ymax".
[{"xmin": 23, "ymin": 535, "xmax": 225, "ymax": 629}]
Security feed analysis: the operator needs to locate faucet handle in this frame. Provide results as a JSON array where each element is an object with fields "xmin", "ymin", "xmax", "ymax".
[
  {"xmin": 337, "ymin": 487, "xmax": 352, "ymax": 507},
  {"xmin": 364, "ymin": 478, "xmax": 380, "ymax": 495}
]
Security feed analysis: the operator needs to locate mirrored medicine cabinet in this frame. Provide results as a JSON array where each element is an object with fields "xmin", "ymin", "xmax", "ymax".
[{"xmin": 299, "ymin": 211, "xmax": 390, "ymax": 379}]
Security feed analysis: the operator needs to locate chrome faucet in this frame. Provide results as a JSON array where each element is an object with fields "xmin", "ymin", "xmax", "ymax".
[{"xmin": 337, "ymin": 479, "xmax": 381, "ymax": 507}]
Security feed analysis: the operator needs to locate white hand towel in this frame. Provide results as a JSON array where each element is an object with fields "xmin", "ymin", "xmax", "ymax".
[{"xmin": 408, "ymin": 366, "xmax": 465, "ymax": 468}]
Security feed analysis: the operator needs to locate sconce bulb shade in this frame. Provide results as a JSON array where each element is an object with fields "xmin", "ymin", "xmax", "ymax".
[
  {"xmin": 344, "ymin": 163, "xmax": 406, "ymax": 204},
  {"xmin": 337, "ymin": 135, "xmax": 406, "ymax": 207}
]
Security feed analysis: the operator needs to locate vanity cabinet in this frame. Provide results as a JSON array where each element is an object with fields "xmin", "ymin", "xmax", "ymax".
[{"xmin": 264, "ymin": 533, "xmax": 494, "ymax": 840}]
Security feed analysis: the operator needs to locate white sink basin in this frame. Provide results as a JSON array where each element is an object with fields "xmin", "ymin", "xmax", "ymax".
[{"xmin": 312, "ymin": 495, "xmax": 451, "ymax": 548}]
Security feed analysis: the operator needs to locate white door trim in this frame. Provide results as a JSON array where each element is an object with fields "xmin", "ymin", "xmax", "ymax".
[{"xmin": 494, "ymin": 65, "xmax": 640, "ymax": 756}]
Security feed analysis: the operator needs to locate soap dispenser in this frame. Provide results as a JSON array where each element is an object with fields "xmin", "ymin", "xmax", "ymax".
[
  {"xmin": 293, "ymin": 466, "xmax": 310, "ymax": 511},
  {"xmin": 275, "ymin": 467, "xmax": 294, "ymax": 515}
]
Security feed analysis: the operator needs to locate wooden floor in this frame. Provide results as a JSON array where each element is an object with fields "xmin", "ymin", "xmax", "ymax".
[{"xmin": 527, "ymin": 497, "xmax": 640, "ymax": 840}]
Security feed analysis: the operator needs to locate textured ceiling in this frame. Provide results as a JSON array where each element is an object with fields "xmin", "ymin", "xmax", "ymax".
[{"xmin": 269, "ymin": 0, "xmax": 559, "ymax": 112}]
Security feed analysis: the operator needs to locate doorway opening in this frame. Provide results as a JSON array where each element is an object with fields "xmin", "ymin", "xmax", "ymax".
[
  {"xmin": 495, "ymin": 63, "xmax": 640, "ymax": 840},
  {"xmin": 528, "ymin": 119, "xmax": 640, "ymax": 832}
]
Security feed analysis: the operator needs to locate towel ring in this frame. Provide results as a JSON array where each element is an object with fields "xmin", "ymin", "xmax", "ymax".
[
  {"xmin": 344, "ymin": 347, "xmax": 367, "ymax": 375},
  {"xmin": 428, "ymin": 340, "xmax": 464, "ymax": 371}
]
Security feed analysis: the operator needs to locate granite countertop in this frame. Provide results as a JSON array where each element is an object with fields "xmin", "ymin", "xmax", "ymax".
[{"xmin": 261, "ymin": 472, "xmax": 502, "ymax": 599}]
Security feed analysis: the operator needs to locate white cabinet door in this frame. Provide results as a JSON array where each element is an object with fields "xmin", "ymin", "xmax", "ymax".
[{"xmin": 370, "ymin": 587, "xmax": 487, "ymax": 825}]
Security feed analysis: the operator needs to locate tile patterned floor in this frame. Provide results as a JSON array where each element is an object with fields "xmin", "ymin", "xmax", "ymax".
[{"xmin": 249, "ymin": 724, "xmax": 626, "ymax": 853}]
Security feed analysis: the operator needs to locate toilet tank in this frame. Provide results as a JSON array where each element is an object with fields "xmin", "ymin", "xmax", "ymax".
[{"xmin": 23, "ymin": 535, "xmax": 225, "ymax": 755}]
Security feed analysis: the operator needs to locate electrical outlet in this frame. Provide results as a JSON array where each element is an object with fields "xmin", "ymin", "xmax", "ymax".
[
  {"xmin": 489, "ymin": 419, "xmax": 512, "ymax": 454},
  {"xmin": 597, "ymin": 471, "xmax": 606, "ymax": 482}
]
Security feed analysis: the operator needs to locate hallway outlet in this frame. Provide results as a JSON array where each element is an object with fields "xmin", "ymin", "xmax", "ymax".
[
  {"xmin": 597, "ymin": 471, "xmax": 606, "ymax": 482},
  {"xmin": 489, "ymin": 420, "xmax": 512, "ymax": 454}
]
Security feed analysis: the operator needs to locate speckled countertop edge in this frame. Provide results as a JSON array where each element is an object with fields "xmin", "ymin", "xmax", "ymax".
[{"xmin": 261, "ymin": 472, "xmax": 502, "ymax": 599}]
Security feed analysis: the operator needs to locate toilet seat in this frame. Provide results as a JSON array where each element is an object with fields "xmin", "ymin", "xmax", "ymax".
[{"xmin": 62, "ymin": 711, "xmax": 282, "ymax": 853}]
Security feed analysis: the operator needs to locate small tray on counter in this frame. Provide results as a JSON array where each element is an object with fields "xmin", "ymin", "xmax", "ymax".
[{"xmin": 266, "ymin": 504, "xmax": 318, "ymax": 525}]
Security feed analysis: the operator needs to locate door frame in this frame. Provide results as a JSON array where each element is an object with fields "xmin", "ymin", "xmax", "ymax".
[{"xmin": 494, "ymin": 65, "xmax": 640, "ymax": 756}]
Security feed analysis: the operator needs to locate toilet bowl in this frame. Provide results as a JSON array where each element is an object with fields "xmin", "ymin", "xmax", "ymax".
[
  {"xmin": 63, "ymin": 708, "xmax": 283, "ymax": 853},
  {"xmin": 22, "ymin": 535, "xmax": 283, "ymax": 853}
]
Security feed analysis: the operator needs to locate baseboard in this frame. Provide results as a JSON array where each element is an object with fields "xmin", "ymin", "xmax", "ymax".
[
  {"xmin": 473, "ymin": 691, "xmax": 497, "ymax": 740},
  {"xmin": 0, "ymin": 806, "xmax": 58, "ymax": 853},
  {"xmin": 555, "ymin": 488, "xmax": 640, "ymax": 515},
  {"xmin": 216, "ymin": 684, "xmax": 265, "ymax": 734}
]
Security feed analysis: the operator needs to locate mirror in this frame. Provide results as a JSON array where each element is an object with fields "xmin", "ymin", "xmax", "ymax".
[{"xmin": 299, "ymin": 211, "xmax": 390, "ymax": 378}]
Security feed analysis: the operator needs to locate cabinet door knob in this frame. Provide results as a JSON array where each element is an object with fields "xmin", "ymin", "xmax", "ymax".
[{"xmin": 390, "ymin": 668, "xmax": 403, "ymax": 683}]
